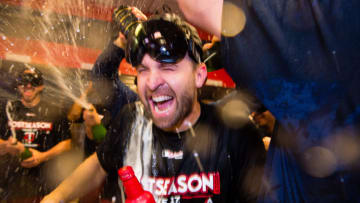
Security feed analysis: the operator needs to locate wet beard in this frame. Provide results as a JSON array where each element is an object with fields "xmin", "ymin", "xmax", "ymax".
[
  {"xmin": 149, "ymin": 91, "xmax": 195, "ymax": 131},
  {"xmin": 22, "ymin": 90, "xmax": 40, "ymax": 105}
]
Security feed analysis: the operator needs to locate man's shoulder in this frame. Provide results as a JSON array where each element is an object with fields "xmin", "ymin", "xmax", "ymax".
[
  {"xmin": 37, "ymin": 100, "xmax": 68, "ymax": 120},
  {"xmin": 2, "ymin": 100, "xmax": 23, "ymax": 113},
  {"xmin": 200, "ymin": 101, "xmax": 262, "ymax": 140},
  {"xmin": 111, "ymin": 101, "xmax": 141, "ymax": 125}
]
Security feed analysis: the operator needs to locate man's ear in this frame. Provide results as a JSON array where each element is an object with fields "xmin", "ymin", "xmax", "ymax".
[
  {"xmin": 38, "ymin": 85, "xmax": 45, "ymax": 92},
  {"xmin": 195, "ymin": 63, "xmax": 207, "ymax": 88}
]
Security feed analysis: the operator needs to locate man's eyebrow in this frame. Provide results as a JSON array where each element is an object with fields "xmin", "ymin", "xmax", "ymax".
[{"xmin": 136, "ymin": 64, "xmax": 147, "ymax": 69}]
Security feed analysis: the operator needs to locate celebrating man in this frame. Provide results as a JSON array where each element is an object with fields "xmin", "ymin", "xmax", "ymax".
[
  {"xmin": 0, "ymin": 65, "xmax": 71, "ymax": 201},
  {"xmin": 42, "ymin": 13, "xmax": 265, "ymax": 203}
]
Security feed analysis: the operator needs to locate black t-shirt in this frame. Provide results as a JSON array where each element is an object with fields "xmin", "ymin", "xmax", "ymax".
[
  {"xmin": 97, "ymin": 102, "xmax": 265, "ymax": 203},
  {"xmin": 0, "ymin": 99, "xmax": 71, "ymax": 198},
  {"xmin": 221, "ymin": 0, "xmax": 360, "ymax": 202}
]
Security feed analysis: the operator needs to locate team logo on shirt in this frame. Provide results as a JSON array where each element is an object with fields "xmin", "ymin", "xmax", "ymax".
[
  {"xmin": 162, "ymin": 149, "xmax": 183, "ymax": 159},
  {"xmin": 8, "ymin": 121, "xmax": 52, "ymax": 147},
  {"xmin": 142, "ymin": 172, "xmax": 220, "ymax": 202},
  {"xmin": 8, "ymin": 121, "xmax": 52, "ymax": 130},
  {"xmin": 23, "ymin": 129, "xmax": 39, "ymax": 147}
]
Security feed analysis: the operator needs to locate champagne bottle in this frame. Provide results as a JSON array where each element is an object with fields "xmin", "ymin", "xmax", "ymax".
[
  {"xmin": 20, "ymin": 147, "xmax": 32, "ymax": 160},
  {"xmin": 118, "ymin": 166, "xmax": 156, "ymax": 203},
  {"xmin": 91, "ymin": 123, "xmax": 107, "ymax": 142},
  {"xmin": 112, "ymin": 5, "xmax": 142, "ymax": 38}
]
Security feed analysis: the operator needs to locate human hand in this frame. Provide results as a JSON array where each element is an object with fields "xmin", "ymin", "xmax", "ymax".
[
  {"xmin": 0, "ymin": 139, "xmax": 8, "ymax": 155},
  {"xmin": 113, "ymin": 32, "xmax": 127, "ymax": 49},
  {"xmin": 83, "ymin": 105, "xmax": 102, "ymax": 128},
  {"xmin": 0, "ymin": 137, "xmax": 25, "ymax": 156},
  {"xmin": 112, "ymin": 6, "xmax": 147, "ymax": 40},
  {"xmin": 176, "ymin": 0, "xmax": 222, "ymax": 37},
  {"xmin": 21, "ymin": 148, "xmax": 45, "ymax": 168},
  {"xmin": 83, "ymin": 105, "xmax": 104, "ymax": 141},
  {"xmin": 112, "ymin": 6, "xmax": 147, "ymax": 48},
  {"xmin": 68, "ymin": 82, "xmax": 93, "ymax": 122},
  {"xmin": 130, "ymin": 7, "xmax": 147, "ymax": 21},
  {"xmin": 7, "ymin": 138, "xmax": 25, "ymax": 156}
]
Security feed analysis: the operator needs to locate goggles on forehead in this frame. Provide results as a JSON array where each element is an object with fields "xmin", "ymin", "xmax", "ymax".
[
  {"xmin": 17, "ymin": 73, "xmax": 43, "ymax": 87},
  {"xmin": 125, "ymin": 19, "xmax": 202, "ymax": 67}
]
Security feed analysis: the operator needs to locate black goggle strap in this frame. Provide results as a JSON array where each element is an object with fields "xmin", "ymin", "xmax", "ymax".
[{"xmin": 187, "ymin": 38, "xmax": 202, "ymax": 64}]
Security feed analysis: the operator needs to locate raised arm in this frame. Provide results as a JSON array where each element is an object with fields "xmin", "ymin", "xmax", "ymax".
[
  {"xmin": 41, "ymin": 153, "xmax": 107, "ymax": 203},
  {"xmin": 177, "ymin": 0, "xmax": 223, "ymax": 37}
]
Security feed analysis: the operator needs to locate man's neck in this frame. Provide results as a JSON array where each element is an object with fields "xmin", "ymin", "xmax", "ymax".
[
  {"xmin": 21, "ymin": 97, "xmax": 41, "ymax": 108},
  {"xmin": 174, "ymin": 101, "xmax": 202, "ymax": 133}
]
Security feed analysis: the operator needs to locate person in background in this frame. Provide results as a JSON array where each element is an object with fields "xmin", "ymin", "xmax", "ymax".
[
  {"xmin": 250, "ymin": 106, "xmax": 276, "ymax": 151},
  {"xmin": 0, "ymin": 65, "xmax": 71, "ymax": 202},
  {"xmin": 41, "ymin": 12, "xmax": 266, "ymax": 203},
  {"xmin": 64, "ymin": 8, "xmax": 146, "ymax": 201},
  {"xmin": 177, "ymin": 0, "xmax": 360, "ymax": 202}
]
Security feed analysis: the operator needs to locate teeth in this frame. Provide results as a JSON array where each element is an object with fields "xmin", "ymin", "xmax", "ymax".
[
  {"xmin": 152, "ymin": 95, "xmax": 172, "ymax": 103},
  {"xmin": 154, "ymin": 105, "xmax": 169, "ymax": 113}
]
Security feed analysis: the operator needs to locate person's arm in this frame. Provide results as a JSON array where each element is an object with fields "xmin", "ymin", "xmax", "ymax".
[
  {"xmin": 177, "ymin": 0, "xmax": 223, "ymax": 37},
  {"xmin": 92, "ymin": 35, "xmax": 126, "ymax": 80},
  {"xmin": 0, "ymin": 138, "xmax": 9, "ymax": 155},
  {"xmin": 41, "ymin": 153, "xmax": 107, "ymax": 203},
  {"xmin": 21, "ymin": 139, "xmax": 71, "ymax": 168},
  {"xmin": 0, "ymin": 137, "xmax": 26, "ymax": 156},
  {"xmin": 91, "ymin": 34, "xmax": 138, "ymax": 117}
]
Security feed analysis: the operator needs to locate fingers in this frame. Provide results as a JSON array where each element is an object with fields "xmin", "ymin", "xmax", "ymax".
[
  {"xmin": 131, "ymin": 7, "xmax": 147, "ymax": 21},
  {"xmin": 21, "ymin": 156, "xmax": 38, "ymax": 168},
  {"xmin": 8, "ymin": 137, "xmax": 17, "ymax": 144},
  {"xmin": 4, "ymin": 140, "xmax": 22, "ymax": 156},
  {"xmin": 21, "ymin": 150, "xmax": 41, "ymax": 168},
  {"xmin": 113, "ymin": 32, "xmax": 127, "ymax": 48},
  {"xmin": 83, "ymin": 107, "xmax": 101, "ymax": 127},
  {"xmin": 21, "ymin": 148, "xmax": 43, "ymax": 168},
  {"xmin": 0, "ymin": 140, "xmax": 7, "ymax": 155},
  {"xmin": 119, "ymin": 32, "xmax": 126, "ymax": 39},
  {"xmin": 0, "ymin": 145, "xmax": 7, "ymax": 155}
]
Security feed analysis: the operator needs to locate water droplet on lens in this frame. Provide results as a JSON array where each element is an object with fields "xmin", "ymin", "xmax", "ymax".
[
  {"xmin": 301, "ymin": 146, "xmax": 337, "ymax": 178},
  {"xmin": 220, "ymin": 98, "xmax": 250, "ymax": 129},
  {"xmin": 222, "ymin": 2, "xmax": 246, "ymax": 37}
]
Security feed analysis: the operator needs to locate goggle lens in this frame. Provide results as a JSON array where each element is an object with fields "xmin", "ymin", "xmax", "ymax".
[
  {"xmin": 17, "ymin": 73, "xmax": 42, "ymax": 87},
  {"xmin": 126, "ymin": 20, "xmax": 193, "ymax": 67}
]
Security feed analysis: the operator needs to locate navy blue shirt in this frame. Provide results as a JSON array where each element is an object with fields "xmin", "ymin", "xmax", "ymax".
[
  {"xmin": 92, "ymin": 42, "xmax": 138, "ymax": 118},
  {"xmin": 221, "ymin": 0, "xmax": 360, "ymax": 202}
]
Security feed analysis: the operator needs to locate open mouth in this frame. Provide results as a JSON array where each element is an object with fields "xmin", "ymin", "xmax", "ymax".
[
  {"xmin": 150, "ymin": 95, "xmax": 175, "ymax": 115},
  {"xmin": 23, "ymin": 88, "xmax": 35, "ymax": 96}
]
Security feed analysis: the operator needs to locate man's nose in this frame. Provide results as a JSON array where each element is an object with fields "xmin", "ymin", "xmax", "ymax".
[
  {"xmin": 25, "ymin": 83, "xmax": 32, "ymax": 87},
  {"xmin": 146, "ymin": 70, "xmax": 164, "ymax": 91}
]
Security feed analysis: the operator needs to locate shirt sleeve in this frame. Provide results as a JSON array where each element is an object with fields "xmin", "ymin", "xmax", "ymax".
[
  {"xmin": 96, "ymin": 103, "xmax": 136, "ymax": 174},
  {"xmin": 91, "ymin": 42, "xmax": 138, "ymax": 118},
  {"xmin": 92, "ymin": 43, "xmax": 125, "ymax": 79}
]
